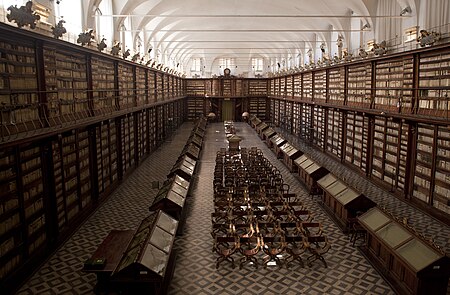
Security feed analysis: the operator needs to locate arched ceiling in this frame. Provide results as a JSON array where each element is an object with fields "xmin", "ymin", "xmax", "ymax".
[{"xmin": 88, "ymin": 0, "xmax": 413, "ymax": 65}]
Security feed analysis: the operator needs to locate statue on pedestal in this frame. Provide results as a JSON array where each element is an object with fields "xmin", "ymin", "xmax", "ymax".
[
  {"xmin": 51, "ymin": 20, "xmax": 66, "ymax": 39},
  {"xmin": 336, "ymin": 34, "xmax": 344, "ymax": 59},
  {"xmin": 7, "ymin": 1, "xmax": 40, "ymax": 29}
]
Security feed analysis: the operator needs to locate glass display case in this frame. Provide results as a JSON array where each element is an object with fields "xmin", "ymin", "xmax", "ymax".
[{"xmin": 358, "ymin": 207, "xmax": 450, "ymax": 295}]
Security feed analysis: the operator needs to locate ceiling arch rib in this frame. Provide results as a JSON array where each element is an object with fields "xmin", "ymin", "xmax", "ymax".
[{"xmin": 91, "ymin": 0, "xmax": 390, "ymax": 76}]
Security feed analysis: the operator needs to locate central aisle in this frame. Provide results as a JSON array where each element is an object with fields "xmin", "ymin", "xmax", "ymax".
[{"xmin": 168, "ymin": 122, "xmax": 394, "ymax": 295}]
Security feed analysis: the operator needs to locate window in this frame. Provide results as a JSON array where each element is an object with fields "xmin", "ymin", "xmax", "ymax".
[
  {"xmin": 404, "ymin": 27, "xmax": 418, "ymax": 43},
  {"xmin": 95, "ymin": 0, "xmax": 113, "ymax": 46},
  {"xmin": 252, "ymin": 58, "xmax": 263, "ymax": 72},
  {"xmin": 191, "ymin": 58, "xmax": 201, "ymax": 72},
  {"xmin": 54, "ymin": 0, "xmax": 83, "ymax": 34},
  {"xmin": 220, "ymin": 58, "xmax": 234, "ymax": 69}
]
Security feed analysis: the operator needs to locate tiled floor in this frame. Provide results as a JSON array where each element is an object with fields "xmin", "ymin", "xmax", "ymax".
[{"xmin": 16, "ymin": 122, "xmax": 449, "ymax": 294}]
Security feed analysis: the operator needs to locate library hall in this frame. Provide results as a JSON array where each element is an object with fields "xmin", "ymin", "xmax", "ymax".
[{"xmin": 0, "ymin": 0, "xmax": 450, "ymax": 294}]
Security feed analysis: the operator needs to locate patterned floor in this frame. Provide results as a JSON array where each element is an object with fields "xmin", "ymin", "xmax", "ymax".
[{"xmin": 15, "ymin": 122, "xmax": 449, "ymax": 294}]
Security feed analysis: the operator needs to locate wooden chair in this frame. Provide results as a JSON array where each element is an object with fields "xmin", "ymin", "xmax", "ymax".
[
  {"xmin": 262, "ymin": 235, "xmax": 286, "ymax": 269},
  {"xmin": 238, "ymin": 236, "xmax": 262, "ymax": 269},
  {"xmin": 285, "ymin": 236, "xmax": 305, "ymax": 268},
  {"xmin": 214, "ymin": 236, "xmax": 239, "ymax": 269},
  {"xmin": 300, "ymin": 222, "xmax": 323, "ymax": 237},
  {"xmin": 304, "ymin": 236, "xmax": 331, "ymax": 267}
]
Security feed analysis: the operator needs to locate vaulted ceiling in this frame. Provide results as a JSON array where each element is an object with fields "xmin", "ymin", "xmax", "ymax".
[{"xmin": 85, "ymin": 0, "xmax": 416, "ymax": 69}]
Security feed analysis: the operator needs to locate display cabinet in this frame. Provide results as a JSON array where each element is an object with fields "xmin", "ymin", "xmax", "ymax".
[
  {"xmin": 295, "ymin": 155, "xmax": 329, "ymax": 196},
  {"xmin": 250, "ymin": 115, "xmax": 262, "ymax": 129},
  {"xmin": 149, "ymin": 175, "xmax": 190, "ymax": 234},
  {"xmin": 317, "ymin": 173, "xmax": 375, "ymax": 231},
  {"xmin": 280, "ymin": 142, "xmax": 302, "ymax": 172},
  {"xmin": 262, "ymin": 127, "xmax": 276, "ymax": 141},
  {"xmin": 84, "ymin": 210, "xmax": 178, "ymax": 295},
  {"xmin": 270, "ymin": 134, "xmax": 287, "ymax": 157},
  {"xmin": 358, "ymin": 207, "xmax": 450, "ymax": 295},
  {"xmin": 168, "ymin": 155, "xmax": 197, "ymax": 182},
  {"xmin": 256, "ymin": 122, "xmax": 269, "ymax": 138}
]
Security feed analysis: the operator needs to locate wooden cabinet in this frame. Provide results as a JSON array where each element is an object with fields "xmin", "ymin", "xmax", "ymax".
[
  {"xmin": 84, "ymin": 211, "xmax": 178, "ymax": 295},
  {"xmin": 358, "ymin": 207, "xmax": 450, "ymax": 295},
  {"xmin": 280, "ymin": 142, "xmax": 302, "ymax": 172},
  {"xmin": 318, "ymin": 174, "xmax": 375, "ymax": 231},
  {"xmin": 270, "ymin": 134, "xmax": 287, "ymax": 157}
]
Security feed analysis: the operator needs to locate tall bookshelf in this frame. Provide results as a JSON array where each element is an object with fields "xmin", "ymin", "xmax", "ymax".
[
  {"xmin": 418, "ymin": 50, "xmax": 450, "ymax": 118},
  {"xmin": 345, "ymin": 112, "xmax": 369, "ymax": 173},
  {"xmin": 292, "ymin": 102, "xmax": 300, "ymax": 136},
  {"xmin": 347, "ymin": 63, "xmax": 371, "ymax": 108},
  {"xmin": 312, "ymin": 105, "xmax": 325, "ymax": 149},
  {"xmin": 434, "ymin": 126, "xmax": 450, "ymax": 214},
  {"xmin": 0, "ymin": 147, "xmax": 21, "ymax": 281},
  {"xmin": 374, "ymin": 57, "xmax": 413, "ymax": 113},
  {"xmin": 313, "ymin": 70, "xmax": 326, "ymax": 103},
  {"xmin": 302, "ymin": 72, "xmax": 313, "ymax": 101},
  {"xmin": 136, "ymin": 67, "xmax": 147, "ymax": 106},
  {"xmin": 55, "ymin": 50, "xmax": 89, "ymax": 117},
  {"xmin": 293, "ymin": 74, "xmax": 301, "ymax": 98},
  {"xmin": 0, "ymin": 39, "xmax": 39, "ymax": 134},
  {"xmin": 95, "ymin": 119, "xmax": 118, "ymax": 198},
  {"xmin": 248, "ymin": 97, "xmax": 266, "ymax": 120},
  {"xmin": 117, "ymin": 63, "xmax": 135, "ymax": 109},
  {"xmin": 273, "ymin": 99, "xmax": 280, "ymax": 126},
  {"xmin": 148, "ymin": 71, "xmax": 156, "ymax": 103},
  {"xmin": 279, "ymin": 77, "xmax": 286, "ymax": 97},
  {"xmin": 90, "ymin": 56, "xmax": 115, "ymax": 114},
  {"xmin": 413, "ymin": 123, "xmax": 435, "ymax": 204},
  {"xmin": 156, "ymin": 73, "xmax": 163, "ymax": 101},
  {"xmin": 120, "ymin": 114, "xmax": 136, "ymax": 176},
  {"xmin": 148, "ymin": 107, "xmax": 157, "ymax": 150},
  {"xmin": 248, "ymin": 79, "xmax": 267, "ymax": 96},
  {"xmin": 185, "ymin": 79, "xmax": 205, "ymax": 96},
  {"xmin": 326, "ymin": 108, "xmax": 343, "ymax": 159}
]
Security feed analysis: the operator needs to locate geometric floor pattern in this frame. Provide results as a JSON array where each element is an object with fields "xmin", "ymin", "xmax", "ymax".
[
  {"xmin": 16, "ymin": 122, "xmax": 449, "ymax": 294},
  {"xmin": 168, "ymin": 122, "xmax": 394, "ymax": 295}
]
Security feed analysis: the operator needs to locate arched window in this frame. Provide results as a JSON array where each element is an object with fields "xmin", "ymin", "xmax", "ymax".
[
  {"xmin": 54, "ymin": 0, "xmax": 82, "ymax": 34},
  {"xmin": 95, "ymin": 0, "xmax": 113, "ymax": 46}
]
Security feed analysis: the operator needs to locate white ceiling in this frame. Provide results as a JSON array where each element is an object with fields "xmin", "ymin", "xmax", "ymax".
[{"xmin": 86, "ymin": 0, "xmax": 415, "ymax": 67}]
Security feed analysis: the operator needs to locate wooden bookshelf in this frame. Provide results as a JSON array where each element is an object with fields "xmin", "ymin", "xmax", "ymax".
[
  {"xmin": 418, "ymin": 50, "xmax": 450, "ymax": 118},
  {"xmin": 312, "ymin": 105, "xmax": 325, "ymax": 149},
  {"xmin": 302, "ymin": 72, "xmax": 313, "ymax": 101},
  {"xmin": 292, "ymin": 102, "xmax": 300, "ymax": 136},
  {"xmin": 119, "ymin": 114, "xmax": 136, "ymax": 176},
  {"xmin": 247, "ymin": 79, "xmax": 267, "ymax": 96},
  {"xmin": 345, "ymin": 112, "xmax": 369, "ymax": 173},
  {"xmin": 313, "ymin": 70, "xmax": 326, "ymax": 103},
  {"xmin": 185, "ymin": 79, "xmax": 205, "ymax": 96},
  {"xmin": 0, "ymin": 147, "xmax": 21, "ymax": 281},
  {"xmin": 95, "ymin": 119, "xmax": 119, "ymax": 199},
  {"xmin": 148, "ymin": 71, "xmax": 156, "ymax": 104},
  {"xmin": 91, "ymin": 56, "xmax": 115, "ymax": 114},
  {"xmin": 248, "ymin": 97, "xmax": 266, "ymax": 120},
  {"xmin": 434, "ymin": 126, "xmax": 450, "ymax": 214},
  {"xmin": 55, "ymin": 50, "xmax": 89, "ymax": 117},
  {"xmin": 0, "ymin": 39, "xmax": 39, "ymax": 133},
  {"xmin": 374, "ymin": 57, "xmax": 414, "ymax": 113},
  {"xmin": 347, "ymin": 63, "xmax": 371, "ymax": 108},
  {"xmin": 293, "ymin": 74, "xmax": 301, "ymax": 98},
  {"xmin": 136, "ymin": 67, "xmax": 147, "ymax": 106},
  {"xmin": 413, "ymin": 123, "xmax": 434, "ymax": 204},
  {"xmin": 326, "ymin": 108, "xmax": 343, "ymax": 159},
  {"xmin": 117, "ymin": 63, "xmax": 135, "ymax": 109}
]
